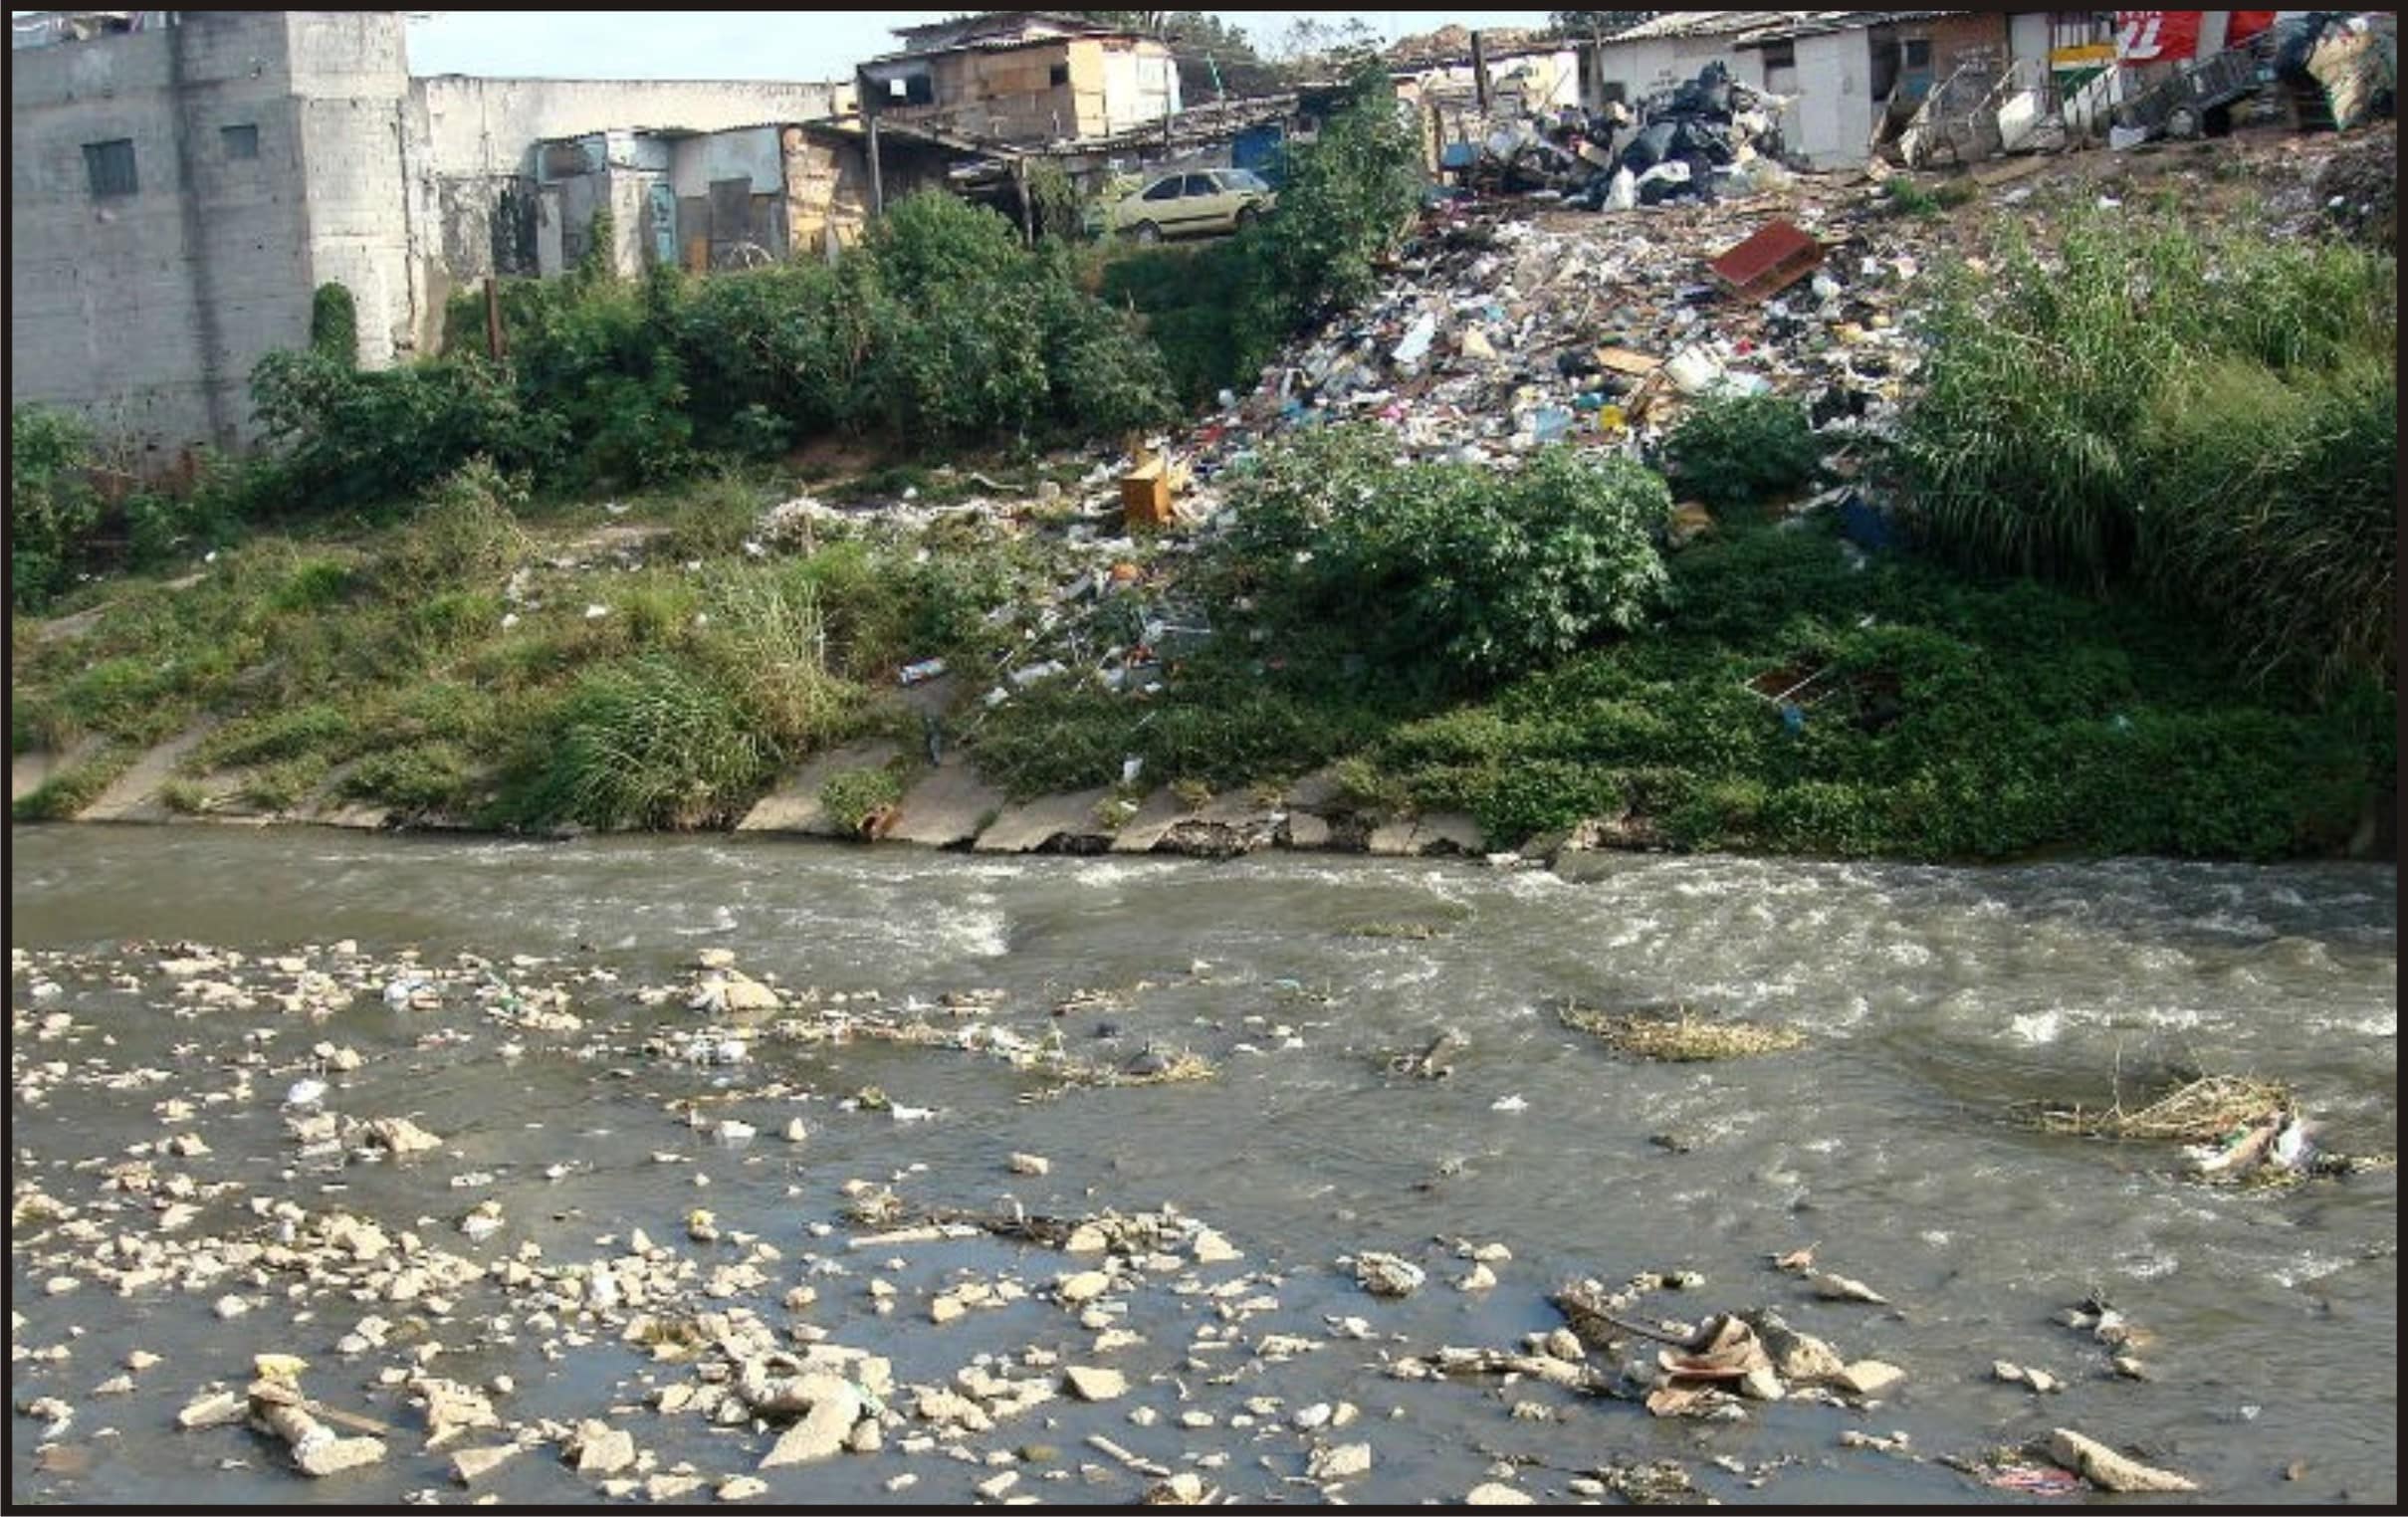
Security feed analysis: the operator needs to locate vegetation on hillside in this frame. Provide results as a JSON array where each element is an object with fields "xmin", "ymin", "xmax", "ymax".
[{"xmin": 8, "ymin": 97, "xmax": 2395, "ymax": 863}]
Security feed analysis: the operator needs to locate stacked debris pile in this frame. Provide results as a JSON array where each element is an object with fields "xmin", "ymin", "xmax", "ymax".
[
  {"xmin": 1170, "ymin": 188, "xmax": 1922, "ymax": 484},
  {"xmin": 1434, "ymin": 64, "xmax": 1791, "ymax": 212},
  {"xmin": 1587, "ymin": 63, "xmax": 1796, "ymax": 211}
]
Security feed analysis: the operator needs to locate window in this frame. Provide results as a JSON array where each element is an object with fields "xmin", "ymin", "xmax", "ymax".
[
  {"xmin": 1048, "ymin": 62, "xmax": 1069, "ymax": 87},
  {"xmin": 1218, "ymin": 168, "xmax": 1269, "ymax": 193},
  {"xmin": 84, "ymin": 138, "xmax": 137, "ymax": 197},
  {"xmin": 1758, "ymin": 41, "xmax": 1796, "ymax": 71},
  {"xmin": 1141, "ymin": 176, "xmax": 1182, "ymax": 201},
  {"xmin": 1183, "ymin": 174, "xmax": 1215, "ymax": 197},
  {"xmin": 222, "ymin": 123, "xmax": 259, "ymax": 160},
  {"xmin": 1903, "ymin": 38, "xmax": 1932, "ymax": 69}
]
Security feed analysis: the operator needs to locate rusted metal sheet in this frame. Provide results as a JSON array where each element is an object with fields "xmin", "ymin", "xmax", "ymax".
[{"xmin": 1707, "ymin": 219, "xmax": 1825, "ymax": 303}]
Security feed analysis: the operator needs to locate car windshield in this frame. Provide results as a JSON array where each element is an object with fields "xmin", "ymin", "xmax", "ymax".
[{"xmin": 1219, "ymin": 169, "xmax": 1270, "ymax": 192}]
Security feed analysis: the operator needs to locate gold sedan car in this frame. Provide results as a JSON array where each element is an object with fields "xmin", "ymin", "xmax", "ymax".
[{"xmin": 1092, "ymin": 167, "xmax": 1276, "ymax": 244}]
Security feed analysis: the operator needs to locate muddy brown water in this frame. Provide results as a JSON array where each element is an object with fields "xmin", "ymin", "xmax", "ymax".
[{"xmin": 8, "ymin": 826, "xmax": 2396, "ymax": 1505}]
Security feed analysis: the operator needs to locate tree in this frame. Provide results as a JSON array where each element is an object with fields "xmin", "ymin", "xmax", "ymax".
[{"xmin": 1548, "ymin": 11, "xmax": 1659, "ymax": 41}]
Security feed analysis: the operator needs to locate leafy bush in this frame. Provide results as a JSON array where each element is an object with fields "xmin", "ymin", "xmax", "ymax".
[
  {"xmin": 310, "ymin": 282, "xmax": 358, "ymax": 367},
  {"xmin": 344, "ymin": 742, "xmax": 476, "ymax": 812},
  {"xmin": 1232, "ymin": 425, "xmax": 1673, "ymax": 684},
  {"xmin": 1094, "ymin": 62, "xmax": 1423, "ymax": 401},
  {"xmin": 1252, "ymin": 62, "xmax": 1423, "ymax": 327},
  {"xmin": 820, "ymin": 765, "xmax": 904, "ymax": 831},
  {"xmin": 251, "ymin": 348, "xmax": 555, "ymax": 514},
  {"xmin": 1663, "ymin": 394, "xmax": 1821, "ymax": 510},
  {"xmin": 10, "ymin": 405, "xmax": 103, "ymax": 611}
]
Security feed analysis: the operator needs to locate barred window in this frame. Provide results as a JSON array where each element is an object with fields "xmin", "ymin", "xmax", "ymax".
[{"xmin": 85, "ymin": 138, "xmax": 137, "ymax": 196}]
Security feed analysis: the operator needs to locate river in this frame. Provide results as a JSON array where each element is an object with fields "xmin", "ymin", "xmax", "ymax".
[{"xmin": 8, "ymin": 825, "xmax": 2396, "ymax": 1505}]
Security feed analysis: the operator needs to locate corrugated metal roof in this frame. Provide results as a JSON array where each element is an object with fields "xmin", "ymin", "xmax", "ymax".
[
  {"xmin": 1601, "ymin": 12, "xmax": 1797, "ymax": 43},
  {"xmin": 1736, "ymin": 10, "xmax": 1963, "ymax": 45},
  {"xmin": 1601, "ymin": 10, "xmax": 1964, "ymax": 45}
]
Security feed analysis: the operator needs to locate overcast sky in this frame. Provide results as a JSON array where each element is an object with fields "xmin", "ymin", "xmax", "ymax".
[{"xmin": 401, "ymin": 11, "xmax": 1557, "ymax": 81}]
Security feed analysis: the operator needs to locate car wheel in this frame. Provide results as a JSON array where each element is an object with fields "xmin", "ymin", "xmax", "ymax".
[
  {"xmin": 1234, "ymin": 204, "xmax": 1261, "ymax": 230},
  {"xmin": 1130, "ymin": 221, "xmax": 1162, "ymax": 245}
]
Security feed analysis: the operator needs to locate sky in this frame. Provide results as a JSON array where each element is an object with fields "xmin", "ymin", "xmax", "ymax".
[{"xmin": 401, "ymin": 11, "xmax": 1556, "ymax": 81}]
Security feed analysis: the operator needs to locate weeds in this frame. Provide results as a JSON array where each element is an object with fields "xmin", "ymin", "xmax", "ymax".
[
  {"xmin": 10, "ymin": 405, "xmax": 104, "ymax": 611},
  {"xmin": 820, "ymin": 765, "xmax": 906, "ymax": 834},
  {"xmin": 10, "ymin": 748, "xmax": 132, "ymax": 821},
  {"xmin": 1899, "ymin": 206, "xmax": 2395, "ymax": 687},
  {"xmin": 1663, "ymin": 395, "xmax": 1822, "ymax": 512},
  {"xmin": 497, "ymin": 656, "xmax": 774, "ymax": 831},
  {"xmin": 1233, "ymin": 426, "xmax": 1672, "ymax": 683}
]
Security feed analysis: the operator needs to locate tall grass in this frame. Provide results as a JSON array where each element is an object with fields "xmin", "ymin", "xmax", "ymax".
[
  {"xmin": 505, "ymin": 657, "xmax": 774, "ymax": 831},
  {"xmin": 1899, "ymin": 207, "xmax": 2396, "ymax": 688}
]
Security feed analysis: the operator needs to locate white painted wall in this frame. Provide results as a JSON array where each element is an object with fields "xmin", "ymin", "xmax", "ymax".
[
  {"xmin": 1786, "ymin": 30, "xmax": 1878, "ymax": 169},
  {"xmin": 415, "ymin": 76, "xmax": 845, "ymax": 178},
  {"xmin": 1591, "ymin": 27, "xmax": 1880, "ymax": 170},
  {"xmin": 1592, "ymin": 34, "xmax": 1761, "ymax": 106},
  {"xmin": 1096, "ymin": 46, "xmax": 1180, "ymax": 134},
  {"xmin": 2009, "ymin": 12, "xmax": 2053, "ymax": 67}
]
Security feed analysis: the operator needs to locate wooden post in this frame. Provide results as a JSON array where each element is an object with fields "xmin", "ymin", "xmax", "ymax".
[
  {"xmin": 858, "ymin": 67, "xmax": 886, "ymax": 219},
  {"xmin": 1013, "ymin": 157, "xmax": 1034, "ymax": 246},
  {"xmin": 1470, "ymin": 30, "xmax": 1489, "ymax": 112},
  {"xmin": 483, "ymin": 275, "xmax": 505, "ymax": 361}
]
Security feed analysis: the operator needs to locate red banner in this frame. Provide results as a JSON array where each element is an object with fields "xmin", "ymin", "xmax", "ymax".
[
  {"xmin": 2115, "ymin": 11, "xmax": 2202, "ymax": 64},
  {"xmin": 2227, "ymin": 11, "xmax": 2277, "ymax": 46}
]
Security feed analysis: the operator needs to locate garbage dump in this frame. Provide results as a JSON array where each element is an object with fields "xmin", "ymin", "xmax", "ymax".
[
  {"xmin": 1169, "ymin": 183, "xmax": 1921, "ymax": 488},
  {"xmin": 1436, "ymin": 63, "xmax": 1792, "ymax": 212}
]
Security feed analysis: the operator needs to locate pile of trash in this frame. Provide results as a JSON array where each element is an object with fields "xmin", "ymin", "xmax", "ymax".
[
  {"xmin": 1440, "ymin": 64, "xmax": 1797, "ymax": 212},
  {"xmin": 2025, "ymin": 1071, "xmax": 2394, "ymax": 1185},
  {"xmin": 1592, "ymin": 62, "xmax": 1797, "ymax": 211},
  {"xmin": 1172, "ymin": 192, "xmax": 1922, "ymax": 480}
]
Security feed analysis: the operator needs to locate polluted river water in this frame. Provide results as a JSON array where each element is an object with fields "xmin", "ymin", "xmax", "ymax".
[{"xmin": 7, "ymin": 825, "xmax": 2396, "ymax": 1505}]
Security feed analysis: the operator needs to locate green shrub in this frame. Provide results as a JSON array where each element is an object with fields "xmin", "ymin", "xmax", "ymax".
[
  {"xmin": 10, "ymin": 405, "xmax": 104, "ymax": 611},
  {"xmin": 820, "ymin": 765, "xmax": 905, "ymax": 831},
  {"xmin": 1664, "ymin": 394, "xmax": 1821, "ymax": 511},
  {"xmin": 1884, "ymin": 179, "xmax": 1942, "ymax": 217},
  {"xmin": 310, "ymin": 282, "xmax": 358, "ymax": 368},
  {"xmin": 271, "ymin": 555, "xmax": 358, "ymax": 612},
  {"xmin": 1232, "ymin": 426, "xmax": 1672, "ymax": 683},
  {"xmin": 345, "ymin": 742, "xmax": 476, "ymax": 812},
  {"xmin": 251, "ymin": 348, "xmax": 555, "ymax": 514},
  {"xmin": 375, "ymin": 460, "xmax": 534, "ymax": 597},
  {"xmin": 158, "ymin": 778, "xmax": 210, "ymax": 815},
  {"xmin": 1253, "ymin": 62, "xmax": 1423, "ymax": 327}
]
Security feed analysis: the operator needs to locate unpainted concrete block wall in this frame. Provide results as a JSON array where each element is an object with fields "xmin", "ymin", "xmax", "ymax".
[{"xmin": 9, "ymin": 12, "xmax": 312, "ymax": 458}]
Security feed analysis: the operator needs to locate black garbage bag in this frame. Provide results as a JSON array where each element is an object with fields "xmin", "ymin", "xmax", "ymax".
[
  {"xmin": 2274, "ymin": 13, "xmax": 2331, "ymax": 78},
  {"xmin": 1621, "ymin": 120, "xmax": 1679, "ymax": 172}
]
